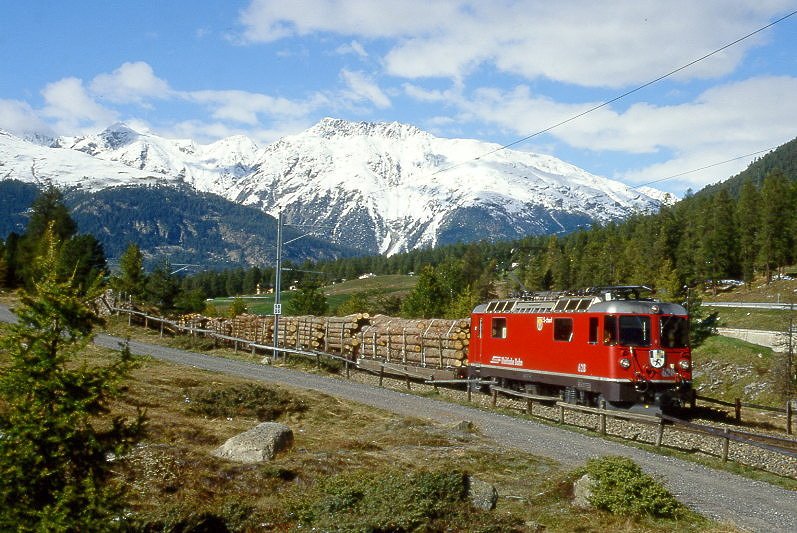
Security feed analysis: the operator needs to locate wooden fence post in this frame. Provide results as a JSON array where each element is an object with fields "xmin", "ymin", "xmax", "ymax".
[
  {"xmin": 734, "ymin": 398, "xmax": 742, "ymax": 422},
  {"xmin": 722, "ymin": 427, "xmax": 730, "ymax": 462},
  {"xmin": 598, "ymin": 399, "xmax": 606, "ymax": 435},
  {"xmin": 787, "ymin": 400, "xmax": 793, "ymax": 435},
  {"xmin": 491, "ymin": 388, "xmax": 498, "ymax": 407},
  {"xmin": 559, "ymin": 405, "xmax": 565, "ymax": 424},
  {"xmin": 655, "ymin": 419, "xmax": 665, "ymax": 447},
  {"xmin": 379, "ymin": 366, "xmax": 384, "ymax": 387}
]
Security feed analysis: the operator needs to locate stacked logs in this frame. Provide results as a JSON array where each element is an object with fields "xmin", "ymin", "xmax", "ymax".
[
  {"xmin": 320, "ymin": 314, "xmax": 369, "ymax": 356},
  {"xmin": 173, "ymin": 311, "xmax": 471, "ymax": 368},
  {"xmin": 357, "ymin": 315, "xmax": 470, "ymax": 368}
]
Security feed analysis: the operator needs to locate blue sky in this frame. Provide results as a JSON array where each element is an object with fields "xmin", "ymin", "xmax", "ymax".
[{"xmin": 2, "ymin": 1, "xmax": 796, "ymax": 195}]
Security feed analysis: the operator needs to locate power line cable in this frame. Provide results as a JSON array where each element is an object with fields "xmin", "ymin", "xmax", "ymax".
[
  {"xmin": 433, "ymin": 9, "xmax": 797, "ymax": 175},
  {"xmin": 631, "ymin": 147, "xmax": 776, "ymax": 189}
]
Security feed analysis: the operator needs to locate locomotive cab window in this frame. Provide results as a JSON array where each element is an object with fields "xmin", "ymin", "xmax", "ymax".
[
  {"xmin": 619, "ymin": 315, "xmax": 651, "ymax": 347},
  {"xmin": 553, "ymin": 318, "xmax": 573, "ymax": 342},
  {"xmin": 660, "ymin": 315, "xmax": 689, "ymax": 348},
  {"xmin": 491, "ymin": 317, "xmax": 507, "ymax": 338},
  {"xmin": 603, "ymin": 316, "xmax": 617, "ymax": 345},
  {"xmin": 588, "ymin": 317, "xmax": 599, "ymax": 344}
]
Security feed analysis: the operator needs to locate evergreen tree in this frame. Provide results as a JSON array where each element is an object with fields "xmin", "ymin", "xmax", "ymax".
[
  {"xmin": 143, "ymin": 261, "xmax": 179, "ymax": 313},
  {"xmin": 700, "ymin": 189, "xmax": 737, "ymax": 293},
  {"xmin": 228, "ymin": 297, "xmax": 249, "ymax": 317},
  {"xmin": 654, "ymin": 259, "xmax": 682, "ymax": 303},
  {"xmin": 17, "ymin": 187, "xmax": 78, "ymax": 288},
  {"xmin": 0, "ymin": 230, "xmax": 144, "ymax": 530},
  {"xmin": 445, "ymin": 285, "xmax": 480, "ymax": 319},
  {"xmin": 112, "ymin": 243, "xmax": 147, "ymax": 300},
  {"xmin": 401, "ymin": 265, "xmax": 446, "ymax": 318},
  {"xmin": 736, "ymin": 180, "xmax": 760, "ymax": 284},
  {"xmin": 0, "ymin": 241, "xmax": 5, "ymax": 289},
  {"xmin": 758, "ymin": 171, "xmax": 793, "ymax": 282},
  {"xmin": 174, "ymin": 287, "xmax": 207, "ymax": 314},
  {"xmin": 2, "ymin": 232, "xmax": 21, "ymax": 288},
  {"xmin": 58, "ymin": 234, "xmax": 107, "ymax": 295},
  {"xmin": 24, "ymin": 186, "xmax": 77, "ymax": 244},
  {"xmin": 285, "ymin": 281, "xmax": 328, "ymax": 316}
]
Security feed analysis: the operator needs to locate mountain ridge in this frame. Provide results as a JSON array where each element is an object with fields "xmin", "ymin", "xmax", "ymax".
[{"xmin": 0, "ymin": 118, "xmax": 667, "ymax": 257}]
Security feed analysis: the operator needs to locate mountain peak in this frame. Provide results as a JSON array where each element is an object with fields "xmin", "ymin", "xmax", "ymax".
[
  {"xmin": 307, "ymin": 117, "xmax": 423, "ymax": 140},
  {"xmin": 99, "ymin": 122, "xmax": 140, "ymax": 149}
]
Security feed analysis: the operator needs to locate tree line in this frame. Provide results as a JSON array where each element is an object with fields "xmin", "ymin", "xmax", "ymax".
[{"xmin": 3, "ymin": 168, "xmax": 795, "ymax": 320}]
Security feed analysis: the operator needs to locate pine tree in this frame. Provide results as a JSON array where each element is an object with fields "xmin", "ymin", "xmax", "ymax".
[
  {"xmin": 143, "ymin": 261, "xmax": 179, "ymax": 313},
  {"xmin": 0, "ymin": 229, "xmax": 144, "ymax": 530},
  {"xmin": 736, "ymin": 180, "xmax": 760, "ymax": 284},
  {"xmin": 701, "ymin": 189, "xmax": 737, "ymax": 293},
  {"xmin": 285, "ymin": 281, "xmax": 328, "ymax": 316},
  {"xmin": 758, "ymin": 171, "xmax": 793, "ymax": 282},
  {"xmin": 112, "ymin": 243, "xmax": 146, "ymax": 299},
  {"xmin": 401, "ymin": 265, "xmax": 446, "ymax": 318}
]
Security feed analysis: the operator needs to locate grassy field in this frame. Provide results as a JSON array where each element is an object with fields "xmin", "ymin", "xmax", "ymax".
[
  {"xmin": 709, "ymin": 306, "xmax": 794, "ymax": 331},
  {"xmin": 209, "ymin": 274, "xmax": 417, "ymax": 316},
  {"xmin": 705, "ymin": 276, "xmax": 797, "ymax": 304}
]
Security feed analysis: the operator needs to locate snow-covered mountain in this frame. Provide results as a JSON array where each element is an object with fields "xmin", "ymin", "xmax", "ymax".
[{"xmin": 0, "ymin": 119, "xmax": 666, "ymax": 256}]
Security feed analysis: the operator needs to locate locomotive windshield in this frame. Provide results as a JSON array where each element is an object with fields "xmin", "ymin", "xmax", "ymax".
[
  {"xmin": 660, "ymin": 315, "xmax": 690, "ymax": 348},
  {"xmin": 618, "ymin": 315, "xmax": 651, "ymax": 347}
]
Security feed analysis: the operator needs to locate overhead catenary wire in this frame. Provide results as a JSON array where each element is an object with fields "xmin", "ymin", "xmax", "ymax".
[
  {"xmin": 432, "ymin": 9, "xmax": 797, "ymax": 176},
  {"xmin": 631, "ymin": 147, "xmax": 777, "ymax": 189}
]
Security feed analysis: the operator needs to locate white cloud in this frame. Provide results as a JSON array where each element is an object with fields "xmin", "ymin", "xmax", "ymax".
[
  {"xmin": 41, "ymin": 77, "xmax": 118, "ymax": 134},
  {"xmin": 238, "ymin": 0, "xmax": 457, "ymax": 42},
  {"xmin": 336, "ymin": 40, "xmax": 368, "ymax": 58},
  {"xmin": 237, "ymin": 0, "xmax": 792, "ymax": 87},
  {"xmin": 421, "ymin": 75, "xmax": 797, "ymax": 190},
  {"xmin": 164, "ymin": 118, "xmax": 314, "ymax": 145},
  {"xmin": 340, "ymin": 69, "xmax": 390, "ymax": 108},
  {"xmin": 0, "ymin": 99, "xmax": 55, "ymax": 137},
  {"xmin": 183, "ymin": 89, "xmax": 328, "ymax": 125},
  {"xmin": 89, "ymin": 61, "xmax": 172, "ymax": 105}
]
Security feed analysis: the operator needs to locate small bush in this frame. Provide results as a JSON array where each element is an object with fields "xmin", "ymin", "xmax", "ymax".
[
  {"xmin": 186, "ymin": 383, "xmax": 307, "ymax": 421},
  {"xmin": 285, "ymin": 468, "xmax": 469, "ymax": 531},
  {"xmin": 583, "ymin": 456, "xmax": 685, "ymax": 518}
]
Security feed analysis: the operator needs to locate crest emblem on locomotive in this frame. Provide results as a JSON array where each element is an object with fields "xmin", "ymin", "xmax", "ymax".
[
  {"xmin": 649, "ymin": 349, "xmax": 666, "ymax": 369},
  {"xmin": 536, "ymin": 316, "xmax": 544, "ymax": 331}
]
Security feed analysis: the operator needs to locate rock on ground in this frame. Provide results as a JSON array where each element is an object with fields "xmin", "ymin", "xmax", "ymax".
[
  {"xmin": 467, "ymin": 476, "xmax": 498, "ymax": 511},
  {"xmin": 572, "ymin": 473, "xmax": 595, "ymax": 509},
  {"xmin": 211, "ymin": 422, "xmax": 293, "ymax": 463}
]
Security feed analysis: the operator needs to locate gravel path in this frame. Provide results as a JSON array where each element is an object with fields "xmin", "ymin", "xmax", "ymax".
[{"xmin": 1, "ymin": 305, "xmax": 794, "ymax": 531}]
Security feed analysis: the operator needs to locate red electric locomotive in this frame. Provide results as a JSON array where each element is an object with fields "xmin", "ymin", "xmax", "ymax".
[{"xmin": 467, "ymin": 286, "xmax": 693, "ymax": 412}]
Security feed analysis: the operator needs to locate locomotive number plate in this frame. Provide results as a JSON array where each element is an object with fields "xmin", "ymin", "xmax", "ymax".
[{"xmin": 577, "ymin": 363, "xmax": 587, "ymax": 373}]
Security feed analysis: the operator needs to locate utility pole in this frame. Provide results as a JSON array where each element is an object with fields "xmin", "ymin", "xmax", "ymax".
[{"xmin": 273, "ymin": 210, "xmax": 283, "ymax": 357}]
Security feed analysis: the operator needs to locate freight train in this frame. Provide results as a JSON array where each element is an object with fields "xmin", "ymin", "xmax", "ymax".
[
  {"xmin": 176, "ymin": 285, "xmax": 694, "ymax": 413},
  {"xmin": 467, "ymin": 286, "xmax": 693, "ymax": 412}
]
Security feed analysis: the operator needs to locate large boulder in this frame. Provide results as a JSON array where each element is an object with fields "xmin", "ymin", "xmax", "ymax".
[
  {"xmin": 572, "ymin": 473, "xmax": 595, "ymax": 509},
  {"xmin": 211, "ymin": 422, "xmax": 293, "ymax": 463},
  {"xmin": 467, "ymin": 476, "xmax": 498, "ymax": 511}
]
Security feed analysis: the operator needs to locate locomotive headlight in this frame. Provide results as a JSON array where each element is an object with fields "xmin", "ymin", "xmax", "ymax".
[
  {"xmin": 678, "ymin": 359, "xmax": 691, "ymax": 370},
  {"xmin": 619, "ymin": 357, "xmax": 631, "ymax": 369}
]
